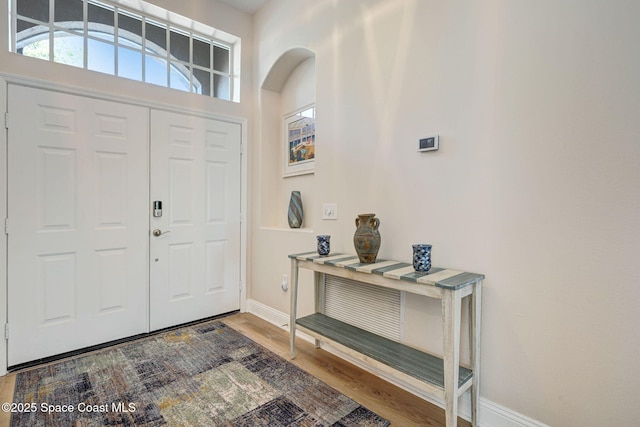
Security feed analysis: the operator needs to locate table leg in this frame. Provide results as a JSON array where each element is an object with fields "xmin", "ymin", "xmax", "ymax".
[
  {"xmin": 314, "ymin": 271, "xmax": 322, "ymax": 348},
  {"xmin": 443, "ymin": 289, "xmax": 462, "ymax": 427},
  {"xmin": 289, "ymin": 258, "xmax": 299, "ymax": 359},
  {"xmin": 470, "ymin": 281, "xmax": 482, "ymax": 427}
]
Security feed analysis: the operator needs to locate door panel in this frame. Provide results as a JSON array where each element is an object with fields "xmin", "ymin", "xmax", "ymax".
[
  {"xmin": 7, "ymin": 86, "xmax": 242, "ymax": 365},
  {"xmin": 150, "ymin": 110, "xmax": 241, "ymax": 331},
  {"xmin": 7, "ymin": 86, "xmax": 149, "ymax": 366}
]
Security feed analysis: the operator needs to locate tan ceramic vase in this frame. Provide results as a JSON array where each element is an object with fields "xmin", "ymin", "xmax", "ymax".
[{"xmin": 353, "ymin": 213, "xmax": 381, "ymax": 263}]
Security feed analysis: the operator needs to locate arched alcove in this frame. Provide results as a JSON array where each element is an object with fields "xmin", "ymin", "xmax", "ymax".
[
  {"xmin": 259, "ymin": 47, "xmax": 317, "ymax": 229},
  {"xmin": 261, "ymin": 47, "xmax": 316, "ymax": 92}
]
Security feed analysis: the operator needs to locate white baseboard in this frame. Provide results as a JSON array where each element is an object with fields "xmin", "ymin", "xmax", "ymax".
[
  {"xmin": 245, "ymin": 299, "xmax": 550, "ymax": 427},
  {"xmin": 246, "ymin": 299, "xmax": 291, "ymax": 329}
]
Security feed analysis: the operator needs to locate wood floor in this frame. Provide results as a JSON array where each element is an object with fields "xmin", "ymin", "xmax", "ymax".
[
  {"xmin": 0, "ymin": 312, "xmax": 471, "ymax": 426},
  {"xmin": 225, "ymin": 313, "xmax": 471, "ymax": 427}
]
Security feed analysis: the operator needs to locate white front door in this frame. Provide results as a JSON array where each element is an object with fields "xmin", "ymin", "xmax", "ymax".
[
  {"xmin": 7, "ymin": 85, "xmax": 149, "ymax": 366},
  {"xmin": 149, "ymin": 110, "xmax": 241, "ymax": 331}
]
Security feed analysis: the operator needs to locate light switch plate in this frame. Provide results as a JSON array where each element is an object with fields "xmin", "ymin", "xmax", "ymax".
[{"xmin": 322, "ymin": 203, "xmax": 338, "ymax": 220}]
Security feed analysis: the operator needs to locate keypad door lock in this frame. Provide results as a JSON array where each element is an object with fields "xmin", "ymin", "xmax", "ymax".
[{"xmin": 153, "ymin": 201, "xmax": 162, "ymax": 217}]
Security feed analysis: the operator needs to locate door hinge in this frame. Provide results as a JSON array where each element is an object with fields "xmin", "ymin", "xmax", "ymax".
[
  {"xmin": 4, "ymin": 112, "xmax": 8, "ymax": 129},
  {"xmin": 4, "ymin": 218, "xmax": 7, "ymax": 235},
  {"xmin": 5, "ymin": 324, "xmax": 9, "ymax": 340}
]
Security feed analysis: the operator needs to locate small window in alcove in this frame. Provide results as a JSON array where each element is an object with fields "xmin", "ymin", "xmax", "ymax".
[{"xmin": 283, "ymin": 105, "xmax": 316, "ymax": 177}]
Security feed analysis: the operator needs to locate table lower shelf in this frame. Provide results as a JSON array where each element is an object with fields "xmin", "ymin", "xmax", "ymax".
[{"xmin": 296, "ymin": 313, "xmax": 472, "ymax": 390}]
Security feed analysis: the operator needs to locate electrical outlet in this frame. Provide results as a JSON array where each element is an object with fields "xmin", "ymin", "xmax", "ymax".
[
  {"xmin": 322, "ymin": 203, "xmax": 338, "ymax": 220},
  {"xmin": 280, "ymin": 274, "xmax": 288, "ymax": 292}
]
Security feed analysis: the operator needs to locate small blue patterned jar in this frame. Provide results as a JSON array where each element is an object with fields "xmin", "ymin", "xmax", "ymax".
[
  {"xmin": 317, "ymin": 235, "xmax": 331, "ymax": 256},
  {"xmin": 412, "ymin": 244, "xmax": 432, "ymax": 272}
]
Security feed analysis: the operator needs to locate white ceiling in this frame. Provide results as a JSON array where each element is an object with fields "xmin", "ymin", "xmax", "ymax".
[{"xmin": 216, "ymin": 0, "xmax": 267, "ymax": 15}]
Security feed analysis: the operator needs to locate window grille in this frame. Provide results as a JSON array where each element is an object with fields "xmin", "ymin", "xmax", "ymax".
[{"xmin": 10, "ymin": 0, "xmax": 238, "ymax": 101}]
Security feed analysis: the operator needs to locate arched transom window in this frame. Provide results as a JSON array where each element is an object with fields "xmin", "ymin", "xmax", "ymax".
[{"xmin": 10, "ymin": 0, "xmax": 238, "ymax": 101}]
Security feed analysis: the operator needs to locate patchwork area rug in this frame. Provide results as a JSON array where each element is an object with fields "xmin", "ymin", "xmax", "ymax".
[{"xmin": 11, "ymin": 321, "xmax": 390, "ymax": 426}]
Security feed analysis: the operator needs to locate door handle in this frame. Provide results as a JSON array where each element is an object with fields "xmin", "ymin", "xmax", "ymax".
[{"xmin": 152, "ymin": 229, "xmax": 170, "ymax": 237}]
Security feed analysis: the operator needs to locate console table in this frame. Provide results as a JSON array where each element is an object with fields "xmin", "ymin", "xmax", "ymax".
[{"xmin": 289, "ymin": 252, "xmax": 484, "ymax": 427}]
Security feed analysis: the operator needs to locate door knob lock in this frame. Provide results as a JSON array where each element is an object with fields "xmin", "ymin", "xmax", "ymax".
[{"xmin": 152, "ymin": 229, "xmax": 170, "ymax": 237}]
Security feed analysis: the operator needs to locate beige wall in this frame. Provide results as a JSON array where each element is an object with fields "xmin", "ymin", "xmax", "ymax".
[{"xmin": 250, "ymin": 1, "xmax": 640, "ymax": 425}]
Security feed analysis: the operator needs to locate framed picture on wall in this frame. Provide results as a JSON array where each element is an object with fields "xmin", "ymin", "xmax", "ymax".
[{"xmin": 283, "ymin": 105, "xmax": 315, "ymax": 177}]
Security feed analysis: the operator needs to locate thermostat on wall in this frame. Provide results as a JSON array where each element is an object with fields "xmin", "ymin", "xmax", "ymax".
[{"xmin": 418, "ymin": 135, "xmax": 439, "ymax": 152}]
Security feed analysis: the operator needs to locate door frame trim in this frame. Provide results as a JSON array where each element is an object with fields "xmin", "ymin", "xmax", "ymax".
[
  {"xmin": 1, "ymin": 77, "xmax": 8, "ymax": 376},
  {"xmin": 0, "ymin": 73, "xmax": 248, "ymax": 375}
]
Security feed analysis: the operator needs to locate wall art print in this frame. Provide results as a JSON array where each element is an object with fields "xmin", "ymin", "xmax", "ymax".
[{"xmin": 283, "ymin": 105, "xmax": 315, "ymax": 177}]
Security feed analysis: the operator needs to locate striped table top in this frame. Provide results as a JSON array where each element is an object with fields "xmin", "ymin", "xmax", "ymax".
[{"xmin": 289, "ymin": 251, "xmax": 484, "ymax": 290}]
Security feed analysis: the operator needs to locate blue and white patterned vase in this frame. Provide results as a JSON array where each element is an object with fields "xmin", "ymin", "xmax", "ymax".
[
  {"xmin": 287, "ymin": 191, "xmax": 303, "ymax": 228},
  {"xmin": 317, "ymin": 235, "xmax": 331, "ymax": 256},
  {"xmin": 412, "ymin": 244, "xmax": 432, "ymax": 272}
]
